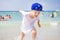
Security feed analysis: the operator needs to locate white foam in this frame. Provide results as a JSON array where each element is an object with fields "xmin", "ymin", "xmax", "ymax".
[
  {"xmin": 50, "ymin": 22, "xmax": 58, "ymax": 29},
  {"xmin": 50, "ymin": 22, "xmax": 58, "ymax": 26}
]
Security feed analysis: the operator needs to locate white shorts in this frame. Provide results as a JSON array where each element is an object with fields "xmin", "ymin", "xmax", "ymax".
[{"xmin": 21, "ymin": 25, "xmax": 34, "ymax": 34}]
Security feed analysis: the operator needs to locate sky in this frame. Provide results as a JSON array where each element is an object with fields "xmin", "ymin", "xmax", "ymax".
[{"xmin": 0, "ymin": 0, "xmax": 60, "ymax": 11}]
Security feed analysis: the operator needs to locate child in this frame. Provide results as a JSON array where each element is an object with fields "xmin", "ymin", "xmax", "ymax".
[{"xmin": 19, "ymin": 3, "xmax": 43, "ymax": 40}]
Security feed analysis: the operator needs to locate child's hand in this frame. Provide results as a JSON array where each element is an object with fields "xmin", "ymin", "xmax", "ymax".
[
  {"xmin": 38, "ymin": 24, "xmax": 41, "ymax": 28},
  {"xmin": 37, "ymin": 20, "xmax": 41, "ymax": 29}
]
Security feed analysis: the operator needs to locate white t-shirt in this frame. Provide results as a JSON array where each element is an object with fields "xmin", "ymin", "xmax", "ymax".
[{"xmin": 19, "ymin": 10, "xmax": 39, "ymax": 33}]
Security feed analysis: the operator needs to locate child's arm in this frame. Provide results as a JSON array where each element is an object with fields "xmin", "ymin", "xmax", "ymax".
[
  {"xmin": 19, "ymin": 10, "xmax": 25, "ymax": 15},
  {"xmin": 37, "ymin": 20, "xmax": 41, "ymax": 28}
]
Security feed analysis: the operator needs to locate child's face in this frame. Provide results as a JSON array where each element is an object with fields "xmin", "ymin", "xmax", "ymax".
[{"xmin": 32, "ymin": 10, "xmax": 40, "ymax": 17}]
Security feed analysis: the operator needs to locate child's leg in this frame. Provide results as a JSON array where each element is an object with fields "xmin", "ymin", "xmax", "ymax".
[
  {"xmin": 20, "ymin": 32, "xmax": 25, "ymax": 40},
  {"xmin": 31, "ymin": 29, "xmax": 37, "ymax": 40}
]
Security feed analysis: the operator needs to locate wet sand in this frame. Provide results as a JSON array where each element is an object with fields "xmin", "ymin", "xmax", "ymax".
[{"xmin": 0, "ymin": 24, "xmax": 60, "ymax": 40}]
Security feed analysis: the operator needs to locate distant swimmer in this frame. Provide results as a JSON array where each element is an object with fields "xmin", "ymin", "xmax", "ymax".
[
  {"xmin": 0, "ymin": 15, "xmax": 11, "ymax": 21},
  {"xmin": 4, "ymin": 15, "xmax": 11, "ymax": 21}
]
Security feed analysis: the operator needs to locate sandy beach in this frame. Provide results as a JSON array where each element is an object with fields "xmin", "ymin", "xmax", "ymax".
[{"xmin": 0, "ymin": 21, "xmax": 60, "ymax": 40}]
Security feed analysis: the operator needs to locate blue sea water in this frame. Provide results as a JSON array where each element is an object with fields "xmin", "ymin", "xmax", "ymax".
[{"xmin": 0, "ymin": 11, "xmax": 60, "ymax": 22}]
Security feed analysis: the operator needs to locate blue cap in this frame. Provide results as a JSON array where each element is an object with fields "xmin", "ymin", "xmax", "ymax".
[{"xmin": 31, "ymin": 3, "xmax": 43, "ymax": 11}]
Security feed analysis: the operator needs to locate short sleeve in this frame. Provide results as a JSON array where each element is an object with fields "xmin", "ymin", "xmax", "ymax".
[{"xmin": 19, "ymin": 10, "xmax": 29, "ymax": 15}]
